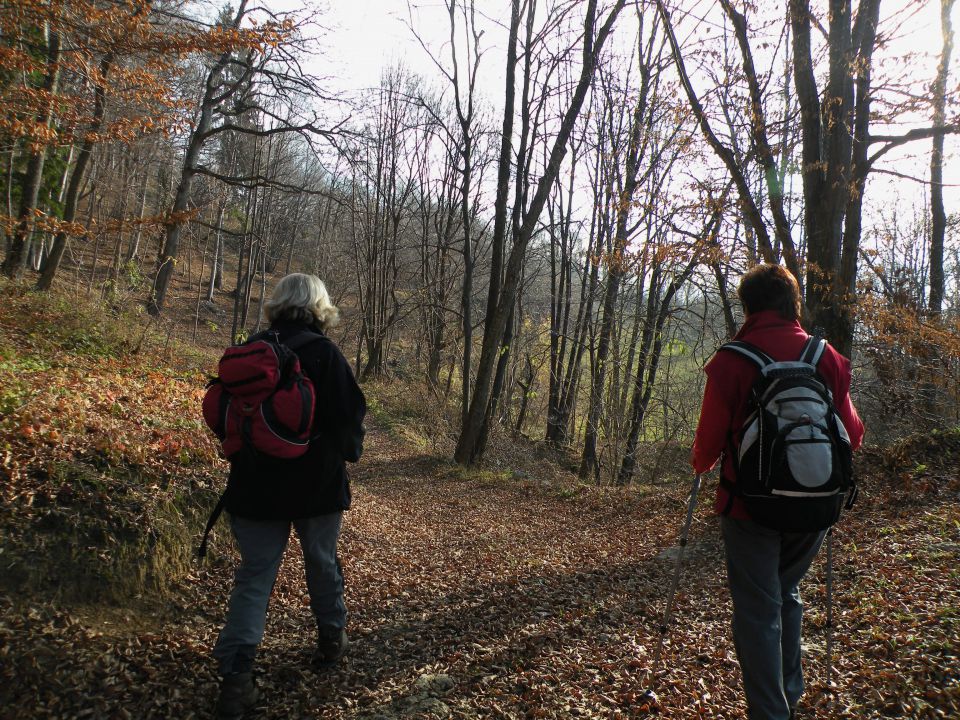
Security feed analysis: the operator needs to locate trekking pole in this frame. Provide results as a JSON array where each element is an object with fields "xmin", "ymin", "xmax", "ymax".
[
  {"xmin": 825, "ymin": 528, "xmax": 834, "ymax": 689},
  {"xmin": 640, "ymin": 473, "xmax": 702, "ymax": 704}
]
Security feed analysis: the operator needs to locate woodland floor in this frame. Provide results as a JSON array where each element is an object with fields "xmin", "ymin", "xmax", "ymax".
[{"xmin": 0, "ymin": 286, "xmax": 958, "ymax": 719}]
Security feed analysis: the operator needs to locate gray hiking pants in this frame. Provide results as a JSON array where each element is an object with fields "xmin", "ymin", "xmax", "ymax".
[
  {"xmin": 721, "ymin": 516, "xmax": 827, "ymax": 720},
  {"xmin": 212, "ymin": 512, "xmax": 346, "ymax": 675}
]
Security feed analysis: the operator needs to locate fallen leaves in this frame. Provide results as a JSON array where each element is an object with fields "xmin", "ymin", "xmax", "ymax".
[
  {"xmin": 4, "ymin": 417, "xmax": 959, "ymax": 718},
  {"xmin": 1, "ymin": 291, "xmax": 959, "ymax": 718}
]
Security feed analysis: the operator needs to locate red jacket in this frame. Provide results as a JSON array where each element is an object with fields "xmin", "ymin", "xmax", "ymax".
[{"xmin": 690, "ymin": 311, "xmax": 865, "ymax": 519}]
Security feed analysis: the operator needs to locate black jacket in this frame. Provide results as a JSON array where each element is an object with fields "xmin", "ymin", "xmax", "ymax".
[{"xmin": 224, "ymin": 319, "xmax": 366, "ymax": 520}]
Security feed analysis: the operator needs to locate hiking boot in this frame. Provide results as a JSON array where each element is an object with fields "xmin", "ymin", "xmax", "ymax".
[
  {"xmin": 215, "ymin": 671, "xmax": 258, "ymax": 719},
  {"xmin": 313, "ymin": 626, "xmax": 349, "ymax": 667}
]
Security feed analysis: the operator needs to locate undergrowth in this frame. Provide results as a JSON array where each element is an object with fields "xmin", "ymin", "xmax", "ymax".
[
  {"xmin": 364, "ymin": 377, "xmax": 458, "ymax": 456},
  {"xmin": 2, "ymin": 275, "xmax": 955, "ymax": 613},
  {"xmin": 0, "ymin": 279, "xmax": 223, "ymax": 606}
]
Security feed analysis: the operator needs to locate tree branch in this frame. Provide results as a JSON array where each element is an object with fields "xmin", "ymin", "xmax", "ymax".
[
  {"xmin": 720, "ymin": 0, "xmax": 800, "ymax": 277},
  {"xmin": 199, "ymin": 118, "xmax": 348, "ymax": 142},
  {"xmin": 867, "ymin": 123, "xmax": 960, "ymax": 166},
  {"xmin": 192, "ymin": 165, "xmax": 339, "ymax": 197},
  {"xmin": 656, "ymin": 0, "xmax": 777, "ymax": 264}
]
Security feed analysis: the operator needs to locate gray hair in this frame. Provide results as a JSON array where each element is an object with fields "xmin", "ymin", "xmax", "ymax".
[{"xmin": 264, "ymin": 273, "xmax": 340, "ymax": 330}]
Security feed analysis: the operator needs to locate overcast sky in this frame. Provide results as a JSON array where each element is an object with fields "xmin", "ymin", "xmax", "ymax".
[
  {"xmin": 304, "ymin": 0, "xmax": 960, "ymax": 230},
  {"xmin": 317, "ymin": 0, "xmax": 511, "ymax": 102},
  {"xmin": 316, "ymin": 1, "xmax": 954, "ymax": 95},
  {"xmin": 321, "ymin": 0, "xmax": 425, "ymax": 93}
]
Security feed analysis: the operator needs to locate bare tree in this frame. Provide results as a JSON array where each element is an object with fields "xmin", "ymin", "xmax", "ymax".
[
  {"xmin": 411, "ymin": 0, "xmax": 488, "ymax": 418},
  {"xmin": 454, "ymin": 0, "xmax": 628, "ymax": 464},
  {"xmin": 659, "ymin": 0, "xmax": 960, "ymax": 355},
  {"xmin": 148, "ymin": 1, "xmax": 340, "ymax": 315},
  {"xmin": 343, "ymin": 68, "xmax": 422, "ymax": 378},
  {"xmin": 579, "ymin": 15, "xmax": 673, "ymax": 481},
  {"xmin": 544, "ymin": 117, "xmax": 592, "ymax": 446},
  {"xmin": 929, "ymin": 0, "xmax": 955, "ymax": 315}
]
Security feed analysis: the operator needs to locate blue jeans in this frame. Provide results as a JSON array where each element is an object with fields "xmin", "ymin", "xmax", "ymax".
[
  {"xmin": 721, "ymin": 516, "xmax": 827, "ymax": 720},
  {"xmin": 212, "ymin": 512, "xmax": 346, "ymax": 675}
]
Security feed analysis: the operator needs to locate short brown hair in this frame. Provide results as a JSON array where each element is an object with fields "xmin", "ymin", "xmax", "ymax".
[{"xmin": 737, "ymin": 264, "xmax": 802, "ymax": 321}]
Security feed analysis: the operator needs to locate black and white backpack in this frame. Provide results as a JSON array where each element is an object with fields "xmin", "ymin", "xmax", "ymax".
[{"xmin": 721, "ymin": 336, "xmax": 856, "ymax": 532}]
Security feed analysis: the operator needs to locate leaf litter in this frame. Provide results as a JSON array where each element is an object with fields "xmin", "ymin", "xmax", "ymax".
[
  {"xmin": 2, "ymin": 419, "xmax": 957, "ymax": 718},
  {"xmin": 0, "ymin": 295, "xmax": 958, "ymax": 718}
]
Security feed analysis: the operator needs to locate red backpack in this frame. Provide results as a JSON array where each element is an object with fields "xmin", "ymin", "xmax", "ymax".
[{"xmin": 202, "ymin": 331, "xmax": 319, "ymax": 460}]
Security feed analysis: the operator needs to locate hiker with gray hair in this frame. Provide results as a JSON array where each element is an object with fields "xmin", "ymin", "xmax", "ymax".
[
  {"xmin": 211, "ymin": 273, "xmax": 366, "ymax": 719},
  {"xmin": 691, "ymin": 264, "xmax": 864, "ymax": 720}
]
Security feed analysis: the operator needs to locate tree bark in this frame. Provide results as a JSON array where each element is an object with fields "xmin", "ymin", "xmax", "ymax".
[
  {"xmin": 929, "ymin": 0, "xmax": 955, "ymax": 315},
  {"xmin": 772, "ymin": 0, "xmax": 879, "ymax": 353},
  {"xmin": 3, "ymin": 28, "xmax": 61, "ymax": 279},
  {"xmin": 455, "ymin": 0, "xmax": 627, "ymax": 464}
]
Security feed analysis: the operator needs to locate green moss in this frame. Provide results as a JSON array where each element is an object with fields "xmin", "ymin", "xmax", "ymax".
[
  {"xmin": 365, "ymin": 382, "xmax": 447, "ymax": 454},
  {"xmin": 0, "ymin": 460, "xmax": 220, "ymax": 605}
]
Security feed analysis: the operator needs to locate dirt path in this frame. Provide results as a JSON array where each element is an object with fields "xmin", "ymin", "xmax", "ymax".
[{"xmin": 1, "ymin": 421, "xmax": 958, "ymax": 718}]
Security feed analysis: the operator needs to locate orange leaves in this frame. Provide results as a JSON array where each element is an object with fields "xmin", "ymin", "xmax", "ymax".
[
  {"xmin": 18, "ymin": 420, "xmax": 61, "ymax": 446},
  {"xmin": 0, "ymin": 45, "xmax": 43, "ymax": 76},
  {"xmin": 0, "ymin": 340, "xmax": 219, "ymax": 479},
  {"xmin": 0, "ymin": 0, "xmax": 295, "ymax": 158},
  {"xmin": 859, "ymin": 293, "xmax": 960, "ymax": 362},
  {"xmin": 0, "ymin": 113, "xmax": 61, "ymax": 147},
  {"xmin": 201, "ymin": 22, "xmax": 293, "ymax": 56},
  {"xmin": 0, "ymin": 209, "xmax": 172, "ymax": 243}
]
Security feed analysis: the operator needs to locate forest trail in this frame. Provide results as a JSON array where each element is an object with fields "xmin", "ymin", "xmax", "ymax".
[{"xmin": 1, "ymin": 416, "xmax": 958, "ymax": 719}]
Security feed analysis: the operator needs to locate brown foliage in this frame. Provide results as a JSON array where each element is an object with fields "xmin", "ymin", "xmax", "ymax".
[
  {"xmin": 856, "ymin": 287, "xmax": 960, "ymax": 435},
  {"xmin": 0, "ymin": 284, "xmax": 957, "ymax": 718}
]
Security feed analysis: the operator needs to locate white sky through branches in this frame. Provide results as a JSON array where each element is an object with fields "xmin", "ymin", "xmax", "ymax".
[{"xmin": 302, "ymin": 1, "xmax": 960, "ymax": 253}]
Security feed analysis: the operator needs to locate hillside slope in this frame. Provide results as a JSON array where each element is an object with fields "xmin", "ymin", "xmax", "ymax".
[{"xmin": 0, "ymin": 283, "xmax": 958, "ymax": 719}]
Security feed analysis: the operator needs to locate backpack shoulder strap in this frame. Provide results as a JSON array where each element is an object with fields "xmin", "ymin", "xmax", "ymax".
[
  {"xmin": 244, "ymin": 330, "xmax": 275, "ymax": 345},
  {"xmin": 283, "ymin": 330, "xmax": 324, "ymax": 352},
  {"xmin": 799, "ymin": 335, "xmax": 827, "ymax": 366},
  {"xmin": 718, "ymin": 340, "xmax": 774, "ymax": 368}
]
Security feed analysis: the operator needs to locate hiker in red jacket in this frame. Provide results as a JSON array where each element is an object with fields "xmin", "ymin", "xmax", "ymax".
[
  {"xmin": 212, "ymin": 273, "xmax": 366, "ymax": 720},
  {"xmin": 691, "ymin": 264, "xmax": 864, "ymax": 720}
]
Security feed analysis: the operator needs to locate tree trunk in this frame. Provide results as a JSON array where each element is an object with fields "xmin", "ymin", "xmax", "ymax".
[
  {"xmin": 3, "ymin": 28, "xmax": 61, "ymax": 279},
  {"xmin": 455, "ymin": 0, "xmax": 627, "ymax": 465},
  {"xmin": 578, "ymin": 46, "xmax": 654, "ymax": 480},
  {"xmin": 207, "ymin": 200, "xmax": 226, "ymax": 301},
  {"xmin": 515, "ymin": 353, "xmax": 534, "ymax": 434},
  {"xmin": 107, "ymin": 154, "xmax": 135, "ymax": 295},
  {"xmin": 929, "ymin": 0, "xmax": 955, "ymax": 315},
  {"xmin": 548, "ymin": 142, "xmax": 607, "ymax": 446},
  {"xmin": 148, "ymin": 1, "xmax": 248, "ymax": 314},
  {"xmin": 124, "ymin": 169, "xmax": 150, "ymax": 265},
  {"xmin": 618, "ymin": 244, "xmax": 705, "ymax": 485},
  {"xmin": 230, "ymin": 190, "xmax": 255, "ymax": 343},
  {"xmin": 788, "ymin": 0, "xmax": 882, "ymax": 354},
  {"xmin": 459, "ymin": 128, "xmax": 475, "ymax": 426}
]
